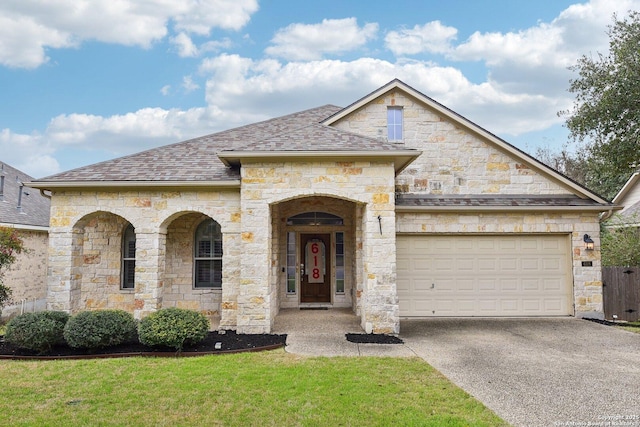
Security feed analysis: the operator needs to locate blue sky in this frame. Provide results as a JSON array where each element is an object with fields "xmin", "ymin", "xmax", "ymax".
[{"xmin": 1, "ymin": 0, "xmax": 638, "ymax": 178}]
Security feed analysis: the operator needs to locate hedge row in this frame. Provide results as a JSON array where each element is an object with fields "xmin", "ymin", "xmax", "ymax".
[{"xmin": 4, "ymin": 307, "xmax": 210, "ymax": 354}]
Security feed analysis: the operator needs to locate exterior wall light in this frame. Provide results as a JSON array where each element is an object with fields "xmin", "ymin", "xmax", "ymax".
[{"xmin": 583, "ymin": 234, "xmax": 595, "ymax": 251}]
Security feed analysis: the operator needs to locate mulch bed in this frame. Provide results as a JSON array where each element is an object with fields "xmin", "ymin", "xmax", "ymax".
[
  {"xmin": 0, "ymin": 330, "xmax": 287, "ymax": 360},
  {"xmin": 345, "ymin": 333, "xmax": 404, "ymax": 344},
  {"xmin": 583, "ymin": 318, "xmax": 640, "ymax": 328}
]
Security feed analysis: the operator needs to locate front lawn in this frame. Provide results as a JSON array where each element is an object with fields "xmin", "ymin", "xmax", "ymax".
[
  {"xmin": 618, "ymin": 320, "xmax": 640, "ymax": 333},
  {"xmin": 0, "ymin": 350, "xmax": 507, "ymax": 426}
]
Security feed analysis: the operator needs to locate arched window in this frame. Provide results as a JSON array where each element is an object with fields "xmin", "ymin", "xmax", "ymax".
[
  {"xmin": 122, "ymin": 223, "xmax": 136, "ymax": 289},
  {"xmin": 194, "ymin": 219, "xmax": 223, "ymax": 288},
  {"xmin": 286, "ymin": 212, "xmax": 344, "ymax": 226}
]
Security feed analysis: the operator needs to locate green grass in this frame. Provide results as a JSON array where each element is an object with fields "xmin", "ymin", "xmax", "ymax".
[
  {"xmin": 0, "ymin": 350, "xmax": 507, "ymax": 426},
  {"xmin": 617, "ymin": 320, "xmax": 640, "ymax": 333}
]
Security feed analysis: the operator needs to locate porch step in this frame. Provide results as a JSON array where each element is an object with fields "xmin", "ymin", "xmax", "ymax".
[{"xmin": 299, "ymin": 304, "xmax": 331, "ymax": 310}]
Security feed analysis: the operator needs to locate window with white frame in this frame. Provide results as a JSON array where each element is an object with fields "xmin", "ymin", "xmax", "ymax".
[
  {"xmin": 121, "ymin": 223, "xmax": 136, "ymax": 290},
  {"xmin": 194, "ymin": 219, "xmax": 223, "ymax": 288},
  {"xmin": 387, "ymin": 107, "xmax": 403, "ymax": 141}
]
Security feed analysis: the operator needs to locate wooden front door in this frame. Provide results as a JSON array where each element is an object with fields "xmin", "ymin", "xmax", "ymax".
[{"xmin": 300, "ymin": 233, "xmax": 331, "ymax": 303}]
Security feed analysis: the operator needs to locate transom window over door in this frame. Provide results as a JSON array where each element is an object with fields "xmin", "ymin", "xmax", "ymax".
[
  {"xmin": 286, "ymin": 212, "xmax": 344, "ymax": 226},
  {"xmin": 194, "ymin": 219, "xmax": 223, "ymax": 288}
]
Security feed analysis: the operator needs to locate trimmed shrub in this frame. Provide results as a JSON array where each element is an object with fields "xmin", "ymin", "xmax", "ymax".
[
  {"xmin": 138, "ymin": 308, "xmax": 209, "ymax": 351},
  {"xmin": 63, "ymin": 310, "xmax": 137, "ymax": 350},
  {"xmin": 4, "ymin": 311, "xmax": 70, "ymax": 353}
]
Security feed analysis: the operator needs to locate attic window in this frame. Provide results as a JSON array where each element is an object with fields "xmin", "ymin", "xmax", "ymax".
[
  {"xmin": 387, "ymin": 107, "xmax": 403, "ymax": 142},
  {"xmin": 0, "ymin": 175, "xmax": 4, "ymax": 201},
  {"xmin": 287, "ymin": 212, "xmax": 343, "ymax": 226}
]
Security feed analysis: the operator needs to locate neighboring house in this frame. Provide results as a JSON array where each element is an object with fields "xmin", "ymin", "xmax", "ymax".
[
  {"xmin": 0, "ymin": 162, "xmax": 50, "ymax": 319},
  {"xmin": 28, "ymin": 80, "xmax": 615, "ymax": 334},
  {"xmin": 609, "ymin": 172, "xmax": 640, "ymax": 225}
]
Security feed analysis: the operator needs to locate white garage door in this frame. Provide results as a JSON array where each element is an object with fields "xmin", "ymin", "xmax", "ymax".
[{"xmin": 396, "ymin": 235, "xmax": 573, "ymax": 317}]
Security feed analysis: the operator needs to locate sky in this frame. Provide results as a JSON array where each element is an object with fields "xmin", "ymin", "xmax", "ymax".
[{"xmin": 1, "ymin": 0, "xmax": 639, "ymax": 179}]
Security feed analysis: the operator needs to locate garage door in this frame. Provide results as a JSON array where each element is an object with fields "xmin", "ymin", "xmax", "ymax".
[{"xmin": 396, "ymin": 235, "xmax": 573, "ymax": 317}]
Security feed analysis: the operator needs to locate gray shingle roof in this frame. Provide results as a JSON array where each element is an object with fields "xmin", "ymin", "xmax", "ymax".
[
  {"xmin": 0, "ymin": 162, "xmax": 50, "ymax": 228},
  {"xmin": 230, "ymin": 122, "xmax": 407, "ymax": 152},
  {"xmin": 396, "ymin": 194, "xmax": 606, "ymax": 209},
  {"xmin": 616, "ymin": 200, "xmax": 640, "ymax": 221},
  {"xmin": 34, "ymin": 105, "xmax": 411, "ymax": 184}
]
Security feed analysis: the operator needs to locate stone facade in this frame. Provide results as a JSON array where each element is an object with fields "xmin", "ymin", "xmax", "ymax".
[
  {"xmin": 46, "ymin": 189, "xmax": 241, "ymax": 329},
  {"xmin": 238, "ymin": 160, "xmax": 397, "ymax": 334},
  {"xmin": 1, "ymin": 229, "xmax": 48, "ymax": 319},
  {"xmin": 39, "ymin": 80, "xmax": 608, "ymax": 333},
  {"xmin": 332, "ymin": 89, "xmax": 568, "ymax": 196}
]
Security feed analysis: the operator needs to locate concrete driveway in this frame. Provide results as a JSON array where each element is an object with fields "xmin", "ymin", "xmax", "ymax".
[{"xmin": 400, "ymin": 318, "xmax": 640, "ymax": 427}]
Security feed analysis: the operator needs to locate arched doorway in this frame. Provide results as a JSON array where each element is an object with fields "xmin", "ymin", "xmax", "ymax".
[{"xmin": 272, "ymin": 196, "xmax": 360, "ymax": 310}]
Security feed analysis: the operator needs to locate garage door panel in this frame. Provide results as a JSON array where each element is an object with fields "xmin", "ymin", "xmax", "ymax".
[
  {"xmin": 499, "ymin": 278, "xmax": 518, "ymax": 291},
  {"xmin": 397, "ymin": 235, "xmax": 573, "ymax": 317}
]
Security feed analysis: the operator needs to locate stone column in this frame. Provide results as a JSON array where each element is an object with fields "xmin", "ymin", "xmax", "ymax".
[
  {"xmin": 360, "ymin": 192, "xmax": 399, "ymax": 334},
  {"xmin": 133, "ymin": 231, "xmax": 166, "ymax": 319},
  {"xmin": 237, "ymin": 197, "xmax": 272, "ymax": 334},
  {"xmin": 47, "ymin": 229, "xmax": 83, "ymax": 313},
  {"xmin": 220, "ymin": 230, "xmax": 241, "ymax": 329}
]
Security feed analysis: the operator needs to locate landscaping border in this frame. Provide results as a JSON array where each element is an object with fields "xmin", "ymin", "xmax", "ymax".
[{"xmin": 0, "ymin": 342, "xmax": 286, "ymax": 360}]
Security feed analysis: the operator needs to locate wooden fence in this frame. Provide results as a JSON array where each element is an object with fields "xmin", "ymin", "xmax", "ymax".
[{"xmin": 602, "ymin": 267, "xmax": 640, "ymax": 321}]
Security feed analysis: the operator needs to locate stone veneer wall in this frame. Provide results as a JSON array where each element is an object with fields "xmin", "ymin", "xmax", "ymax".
[
  {"xmin": 332, "ymin": 89, "xmax": 570, "ymax": 196},
  {"xmin": 47, "ymin": 189, "xmax": 241, "ymax": 328},
  {"xmin": 77, "ymin": 212, "xmax": 133, "ymax": 311},
  {"xmin": 396, "ymin": 211, "xmax": 604, "ymax": 317},
  {"xmin": 164, "ymin": 212, "xmax": 221, "ymax": 326},
  {"xmin": 1, "ymin": 229, "xmax": 48, "ymax": 319},
  {"xmin": 239, "ymin": 160, "xmax": 398, "ymax": 334}
]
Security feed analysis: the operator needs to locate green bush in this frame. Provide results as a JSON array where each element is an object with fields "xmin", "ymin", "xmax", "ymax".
[
  {"xmin": 4, "ymin": 311, "xmax": 69, "ymax": 353},
  {"xmin": 63, "ymin": 310, "xmax": 137, "ymax": 350},
  {"xmin": 138, "ymin": 308, "xmax": 209, "ymax": 351}
]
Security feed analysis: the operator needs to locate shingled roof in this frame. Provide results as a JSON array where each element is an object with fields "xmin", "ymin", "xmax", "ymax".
[
  {"xmin": 396, "ymin": 194, "xmax": 608, "ymax": 211},
  {"xmin": 0, "ymin": 162, "xmax": 50, "ymax": 228},
  {"xmin": 32, "ymin": 105, "xmax": 416, "ymax": 185}
]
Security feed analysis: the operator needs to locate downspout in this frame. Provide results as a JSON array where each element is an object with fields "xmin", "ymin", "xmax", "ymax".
[{"xmin": 600, "ymin": 208, "xmax": 615, "ymax": 222}]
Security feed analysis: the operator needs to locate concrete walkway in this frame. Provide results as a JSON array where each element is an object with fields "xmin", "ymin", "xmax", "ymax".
[
  {"xmin": 272, "ymin": 308, "xmax": 414, "ymax": 357},
  {"xmin": 273, "ymin": 309, "xmax": 640, "ymax": 427}
]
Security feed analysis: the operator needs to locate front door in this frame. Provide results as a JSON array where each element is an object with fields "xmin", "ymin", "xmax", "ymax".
[{"xmin": 300, "ymin": 233, "xmax": 331, "ymax": 303}]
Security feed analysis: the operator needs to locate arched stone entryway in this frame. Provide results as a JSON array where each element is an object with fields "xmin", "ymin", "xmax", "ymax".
[{"xmin": 270, "ymin": 195, "xmax": 367, "ymax": 323}]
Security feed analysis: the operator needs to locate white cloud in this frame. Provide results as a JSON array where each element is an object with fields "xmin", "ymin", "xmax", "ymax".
[
  {"xmin": 0, "ymin": 14, "xmax": 74, "ymax": 69},
  {"xmin": 265, "ymin": 18, "xmax": 378, "ymax": 60},
  {"xmin": 447, "ymin": 0, "xmax": 640, "ymax": 97},
  {"xmin": 385, "ymin": 21, "xmax": 458, "ymax": 55},
  {"xmin": 0, "ymin": 129, "xmax": 59, "ymax": 177},
  {"xmin": 6, "ymin": 0, "xmax": 640, "ymax": 178},
  {"xmin": 198, "ymin": 53, "xmax": 561, "ymax": 136},
  {"xmin": 182, "ymin": 76, "xmax": 199, "ymax": 93},
  {"xmin": 0, "ymin": 0, "xmax": 259, "ymax": 68},
  {"xmin": 171, "ymin": 32, "xmax": 199, "ymax": 57},
  {"xmin": 160, "ymin": 85, "xmax": 171, "ymax": 96},
  {"xmin": 173, "ymin": 0, "xmax": 258, "ymax": 34}
]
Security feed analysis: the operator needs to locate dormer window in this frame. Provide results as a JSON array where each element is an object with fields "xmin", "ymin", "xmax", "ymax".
[{"xmin": 387, "ymin": 107, "xmax": 403, "ymax": 142}]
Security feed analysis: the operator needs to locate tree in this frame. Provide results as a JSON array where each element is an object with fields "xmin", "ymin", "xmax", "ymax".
[
  {"xmin": 533, "ymin": 145, "xmax": 589, "ymax": 186},
  {"xmin": 601, "ymin": 214, "xmax": 640, "ymax": 267},
  {"xmin": 559, "ymin": 11, "xmax": 640, "ymax": 200},
  {"xmin": 0, "ymin": 227, "xmax": 25, "ymax": 313}
]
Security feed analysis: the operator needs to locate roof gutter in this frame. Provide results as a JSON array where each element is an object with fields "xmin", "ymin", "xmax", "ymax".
[
  {"xmin": 25, "ymin": 180, "xmax": 241, "ymax": 191},
  {"xmin": 395, "ymin": 205, "xmax": 622, "ymax": 213},
  {"xmin": 0, "ymin": 223, "xmax": 49, "ymax": 232},
  {"xmin": 217, "ymin": 150, "xmax": 421, "ymax": 174}
]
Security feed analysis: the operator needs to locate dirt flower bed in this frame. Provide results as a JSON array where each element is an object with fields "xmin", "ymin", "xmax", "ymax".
[{"xmin": 0, "ymin": 330, "xmax": 287, "ymax": 359}]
